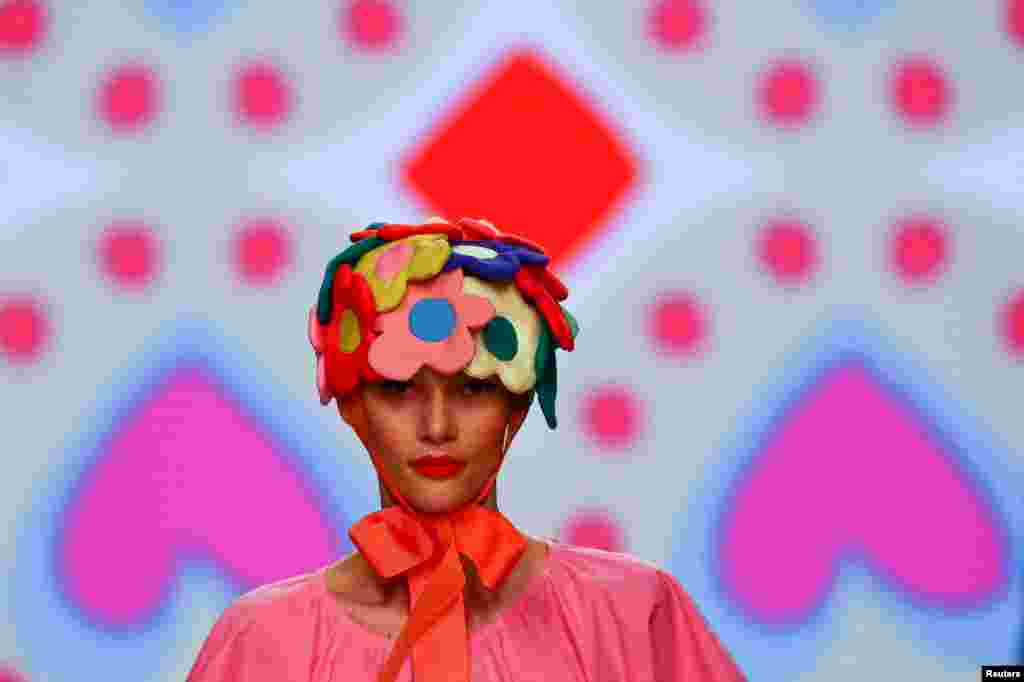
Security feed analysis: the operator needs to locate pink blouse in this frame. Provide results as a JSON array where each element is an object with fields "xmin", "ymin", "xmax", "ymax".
[{"xmin": 187, "ymin": 539, "xmax": 747, "ymax": 681}]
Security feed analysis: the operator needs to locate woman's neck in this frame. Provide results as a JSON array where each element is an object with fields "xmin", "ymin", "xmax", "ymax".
[{"xmin": 377, "ymin": 481, "xmax": 500, "ymax": 513}]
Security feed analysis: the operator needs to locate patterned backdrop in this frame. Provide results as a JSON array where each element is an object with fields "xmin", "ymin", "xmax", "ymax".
[{"xmin": 2, "ymin": 1, "xmax": 1023, "ymax": 679}]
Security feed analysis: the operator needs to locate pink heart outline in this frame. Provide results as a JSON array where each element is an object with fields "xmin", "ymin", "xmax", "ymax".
[
  {"xmin": 55, "ymin": 363, "xmax": 350, "ymax": 627},
  {"xmin": 713, "ymin": 358, "xmax": 1010, "ymax": 627},
  {"xmin": 43, "ymin": 313, "xmax": 380, "ymax": 630},
  {"xmin": 13, "ymin": 320, "xmax": 382, "ymax": 682}
]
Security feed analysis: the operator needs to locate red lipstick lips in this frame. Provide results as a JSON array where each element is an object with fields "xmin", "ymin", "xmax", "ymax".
[{"xmin": 409, "ymin": 453, "xmax": 466, "ymax": 479}]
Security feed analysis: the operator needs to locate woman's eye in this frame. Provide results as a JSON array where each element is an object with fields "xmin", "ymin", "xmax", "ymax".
[
  {"xmin": 464, "ymin": 379, "xmax": 497, "ymax": 395},
  {"xmin": 381, "ymin": 380, "xmax": 410, "ymax": 394}
]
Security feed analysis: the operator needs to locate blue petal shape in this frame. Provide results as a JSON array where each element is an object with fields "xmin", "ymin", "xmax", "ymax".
[
  {"xmin": 442, "ymin": 240, "xmax": 549, "ymax": 281},
  {"xmin": 145, "ymin": 0, "xmax": 234, "ymax": 34}
]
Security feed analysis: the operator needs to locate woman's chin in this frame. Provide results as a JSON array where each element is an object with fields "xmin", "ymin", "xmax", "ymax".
[{"xmin": 405, "ymin": 485, "xmax": 474, "ymax": 514}]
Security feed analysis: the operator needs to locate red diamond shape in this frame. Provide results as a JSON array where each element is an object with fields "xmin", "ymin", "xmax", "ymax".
[{"xmin": 400, "ymin": 49, "xmax": 640, "ymax": 271}]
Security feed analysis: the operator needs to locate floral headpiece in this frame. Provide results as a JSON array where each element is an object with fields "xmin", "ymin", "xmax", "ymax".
[{"xmin": 308, "ymin": 217, "xmax": 579, "ymax": 429}]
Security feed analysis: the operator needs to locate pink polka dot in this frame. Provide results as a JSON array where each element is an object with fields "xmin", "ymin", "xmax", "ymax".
[
  {"xmin": 0, "ymin": 0, "xmax": 46, "ymax": 55},
  {"xmin": 560, "ymin": 508, "xmax": 627, "ymax": 553},
  {"xmin": 341, "ymin": 0, "xmax": 402, "ymax": 51},
  {"xmin": 889, "ymin": 215, "xmax": 950, "ymax": 284},
  {"xmin": 233, "ymin": 217, "xmax": 292, "ymax": 286},
  {"xmin": 999, "ymin": 289, "xmax": 1024, "ymax": 357},
  {"xmin": 758, "ymin": 218, "xmax": 818, "ymax": 285},
  {"xmin": 234, "ymin": 61, "xmax": 291, "ymax": 129},
  {"xmin": 1006, "ymin": 0, "xmax": 1024, "ymax": 46},
  {"xmin": 757, "ymin": 59, "xmax": 819, "ymax": 128},
  {"xmin": 647, "ymin": 0, "xmax": 707, "ymax": 52},
  {"xmin": 891, "ymin": 57, "xmax": 951, "ymax": 127},
  {"xmin": 98, "ymin": 63, "xmax": 159, "ymax": 132},
  {"xmin": 648, "ymin": 291, "xmax": 708, "ymax": 358},
  {"xmin": 98, "ymin": 220, "xmax": 160, "ymax": 291},
  {"xmin": 580, "ymin": 383, "xmax": 642, "ymax": 451},
  {"xmin": 0, "ymin": 294, "xmax": 49, "ymax": 365}
]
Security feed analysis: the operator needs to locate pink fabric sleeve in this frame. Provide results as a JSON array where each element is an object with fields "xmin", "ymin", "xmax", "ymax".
[
  {"xmin": 186, "ymin": 603, "xmax": 305, "ymax": 682},
  {"xmin": 649, "ymin": 571, "xmax": 748, "ymax": 682},
  {"xmin": 186, "ymin": 605, "xmax": 251, "ymax": 681}
]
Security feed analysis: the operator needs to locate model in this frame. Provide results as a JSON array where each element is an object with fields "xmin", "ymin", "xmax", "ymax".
[{"xmin": 187, "ymin": 216, "xmax": 747, "ymax": 681}]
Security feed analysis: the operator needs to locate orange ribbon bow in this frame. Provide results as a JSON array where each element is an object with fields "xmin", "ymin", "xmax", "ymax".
[{"xmin": 349, "ymin": 503, "xmax": 527, "ymax": 682}]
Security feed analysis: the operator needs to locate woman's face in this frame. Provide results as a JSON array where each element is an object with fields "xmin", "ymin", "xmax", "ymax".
[{"xmin": 340, "ymin": 367, "xmax": 530, "ymax": 514}]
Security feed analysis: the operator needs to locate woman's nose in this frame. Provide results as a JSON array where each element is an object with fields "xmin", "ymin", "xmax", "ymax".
[{"xmin": 421, "ymin": 387, "xmax": 456, "ymax": 443}]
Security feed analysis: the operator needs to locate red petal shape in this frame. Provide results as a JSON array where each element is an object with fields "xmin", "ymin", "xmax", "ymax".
[
  {"xmin": 455, "ymin": 217, "xmax": 500, "ymax": 240},
  {"xmin": 380, "ymin": 222, "xmax": 464, "ymax": 241},
  {"xmin": 533, "ymin": 265, "xmax": 569, "ymax": 301},
  {"xmin": 455, "ymin": 217, "xmax": 549, "ymax": 255},
  {"xmin": 323, "ymin": 266, "xmax": 382, "ymax": 396},
  {"xmin": 307, "ymin": 306, "xmax": 326, "ymax": 352},
  {"xmin": 515, "ymin": 266, "xmax": 574, "ymax": 350}
]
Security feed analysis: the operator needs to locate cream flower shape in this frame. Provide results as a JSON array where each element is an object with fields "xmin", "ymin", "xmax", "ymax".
[{"xmin": 461, "ymin": 274, "xmax": 542, "ymax": 393}]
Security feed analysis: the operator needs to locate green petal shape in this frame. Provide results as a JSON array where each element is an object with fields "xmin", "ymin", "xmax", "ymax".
[
  {"xmin": 534, "ymin": 322, "xmax": 558, "ymax": 429},
  {"xmin": 483, "ymin": 316, "xmax": 518, "ymax": 361},
  {"xmin": 534, "ymin": 319, "xmax": 551, "ymax": 379}
]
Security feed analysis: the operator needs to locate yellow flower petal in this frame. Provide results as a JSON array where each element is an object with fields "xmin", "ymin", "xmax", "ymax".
[
  {"xmin": 339, "ymin": 309, "xmax": 361, "ymax": 353},
  {"xmin": 406, "ymin": 234, "xmax": 450, "ymax": 280},
  {"xmin": 355, "ymin": 235, "xmax": 451, "ymax": 313}
]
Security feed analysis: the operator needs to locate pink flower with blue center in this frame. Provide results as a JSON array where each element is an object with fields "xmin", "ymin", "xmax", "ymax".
[{"xmin": 368, "ymin": 268, "xmax": 496, "ymax": 380}]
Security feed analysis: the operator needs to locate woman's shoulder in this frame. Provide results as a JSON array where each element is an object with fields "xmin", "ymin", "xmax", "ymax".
[
  {"xmin": 216, "ymin": 567, "xmax": 328, "ymax": 631},
  {"xmin": 545, "ymin": 544, "xmax": 748, "ymax": 680},
  {"xmin": 549, "ymin": 539, "xmax": 665, "ymax": 579},
  {"xmin": 187, "ymin": 568, "xmax": 338, "ymax": 681},
  {"xmin": 545, "ymin": 540, "xmax": 671, "ymax": 609}
]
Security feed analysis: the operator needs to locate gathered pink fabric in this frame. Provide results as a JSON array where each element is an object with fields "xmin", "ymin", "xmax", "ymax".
[{"xmin": 187, "ymin": 539, "xmax": 748, "ymax": 681}]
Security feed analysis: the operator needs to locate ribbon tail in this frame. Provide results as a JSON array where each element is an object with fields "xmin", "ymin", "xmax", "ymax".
[{"xmin": 377, "ymin": 538, "xmax": 468, "ymax": 682}]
